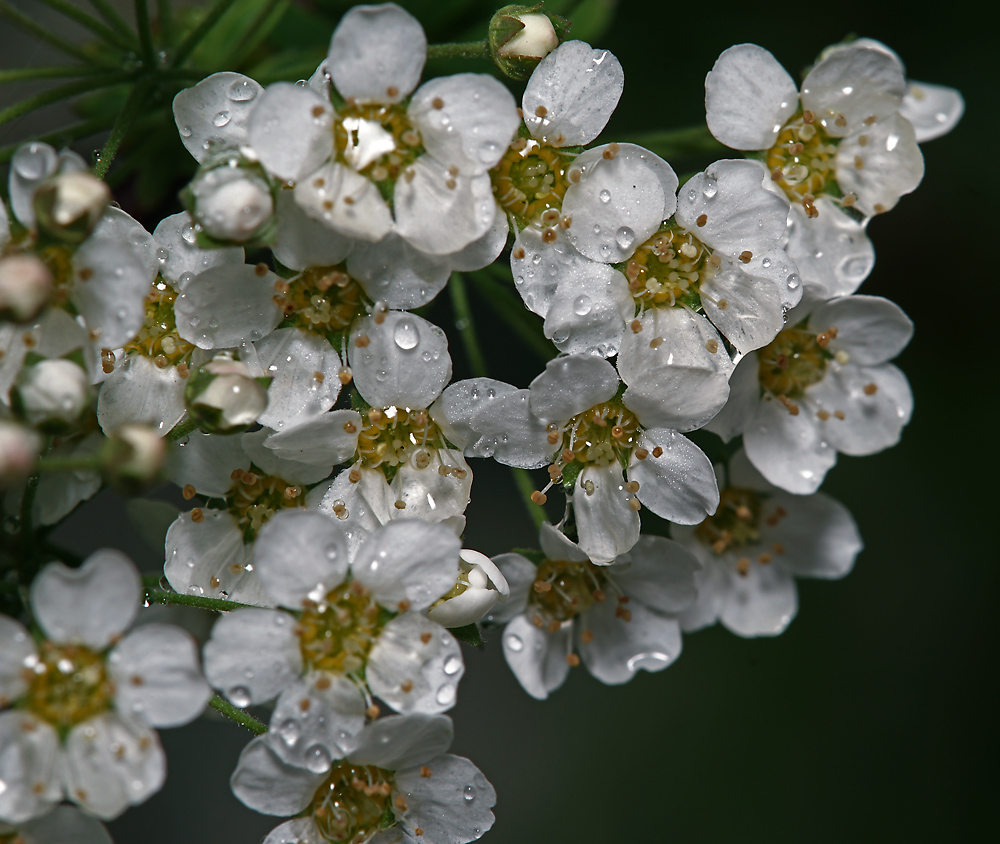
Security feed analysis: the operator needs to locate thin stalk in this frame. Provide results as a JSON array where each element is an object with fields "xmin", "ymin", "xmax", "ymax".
[
  {"xmin": 156, "ymin": 0, "xmax": 175, "ymax": 46},
  {"xmin": 449, "ymin": 274, "xmax": 488, "ymax": 378},
  {"xmin": 170, "ymin": 0, "xmax": 239, "ymax": 67},
  {"xmin": 144, "ymin": 587, "xmax": 256, "ymax": 613},
  {"xmin": 87, "ymin": 0, "xmax": 135, "ymax": 38},
  {"xmin": 0, "ymin": 73, "xmax": 131, "ymax": 130},
  {"xmin": 93, "ymin": 75, "xmax": 155, "ymax": 178},
  {"xmin": 35, "ymin": 0, "xmax": 136, "ymax": 51},
  {"xmin": 426, "ymin": 40, "xmax": 489, "ymax": 60},
  {"xmin": 37, "ymin": 455, "xmax": 103, "ymax": 473},
  {"xmin": 467, "ymin": 270, "xmax": 554, "ymax": 362},
  {"xmin": 208, "ymin": 695, "xmax": 268, "ymax": 734},
  {"xmin": 0, "ymin": 66, "xmax": 114, "ymax": 84},
  {"xmin": 0, "ymin": 1, "xmax": 115, "ymax": 66},
  {"xmin": 167, "ymin": 416, "xmax": 200, "ymax": 441},
  {"xmin": 17, "ymin": 473, "xmax": 41, "ymax": 585},
  {"xmin": 134, "ymin": 0, "xmax": 157, "ymax": 67},
  {"xmin": 0, "ymin": 117, "xmax": 110, "ymax": 165},
  {"xmin": 221, "ymin": 0, "xmax": 289, "ymax": 69},
  {"xmin": 511, "ymin": 468, "xmax": 545, "ymax": 530}
]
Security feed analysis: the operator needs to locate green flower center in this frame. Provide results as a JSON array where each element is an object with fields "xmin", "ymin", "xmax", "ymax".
[
  {"xmin": 225, "ymin": 467, "xmax": 307, "ymax": 542},
  {"xmin": 757, "ymin": 324, "xmax": 833, "ymax": 404},
  {"xmin": 765, "ymin": 110, "xmax": 841, "ymax": 217},
  {"xmin": 695, "ymin": 486, "xmax": 763, "ymax": 554},
  {"xmin": 309, "ymin": 760, "xmax": 396, "ymax": 843},
  {"xmin": 23, "ymin": 642, "xmax": 114, "ymax": 731},
  {"xmin": 560, "ymin": 400, "xmax": 641, "ymax": 471},
  {"xmin": 298, "ymin": 582, "xmax": 383, "ymax": 676},
  {"xmin": 490, "ymin": 138, "xmax": 574, "ymax": 226},
  {"xmin": 119, "ymin": 282, "xmax": 195, "ymax": 372},
  {"xmin": 274, "ymin": 265, "xmax": 368, "ymax": 342},
  {"xmin": 529, "ymin": 557, "xmax": 608, "ymax": 624}
]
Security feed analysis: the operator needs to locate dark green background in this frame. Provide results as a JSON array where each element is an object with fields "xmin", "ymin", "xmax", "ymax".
[{"xmin": 3, "ymin": 0, "xmax": 994, "ymax": 841}]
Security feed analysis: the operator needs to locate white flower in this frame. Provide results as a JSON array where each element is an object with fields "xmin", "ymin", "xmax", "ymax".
[
  {"xmin": 0, "ymin": 551, "xmax": 210, "ymax": 823},
  {"xmin": 706, "ymin": 42, "xmax": 923, "ymax": 218},
  {"xmin": 0, "ymin": 254, "xmax": 52, "ymax": 323},
  {"xmin": 185, "ymin": 355, "xmax": 269, "ymax": 433},
  {"xmin": 246, "ymin": 3, "xmax": 518, "ymax": 256},
  {"xmin": 202, "ymin": 510, "xmax": 465, "ymax": 769},
  {"xmin": 675, "ymin": 450, "xmax": 862, "ymax": 636},
  {"xmin": 706, "ymin": 294, "xmax": 914, "ymax": 494},
  {"xmin": 496, "ymin": 12, "xmax": 559, "ymax": 60},
  {"xmin": 14, "ymin": 359, "xmax": 91, "ymax": 428},
  {"xmin": 0, "ymin": 805, "xmax": 113, "ymax": 844},
  {"xmin": 188, "ymin": 163, "xmax": 274, "ymax": 243},
  {"xmin": 427, "ymin": 549, "xmax": 510, "ymax": 628},
  {"xmin": 230, "ymin": 713, "xmax": 495, "ymax": 844},
  {"xmin": 487, "ymin": 523, "xmax": 699, "ymax": 699}
]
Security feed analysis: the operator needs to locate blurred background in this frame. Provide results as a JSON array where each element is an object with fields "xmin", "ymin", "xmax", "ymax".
[{"xmin": 1, "ymin": 0, "xmax": 994, "ymax": 842}]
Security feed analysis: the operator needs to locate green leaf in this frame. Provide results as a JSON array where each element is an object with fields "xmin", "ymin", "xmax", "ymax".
[
  {"xmin": 566, "ymin": 0, "xmax": 619, "ymax": 43},
  {"xmin": 449, "ymin": 623, "xmax": 484, "ymax": 648}
]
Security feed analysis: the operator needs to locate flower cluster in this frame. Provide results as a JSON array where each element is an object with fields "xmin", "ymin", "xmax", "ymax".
[{"xmin": 0, "ymin": 3, "xmax": 960, "ymax": 842}]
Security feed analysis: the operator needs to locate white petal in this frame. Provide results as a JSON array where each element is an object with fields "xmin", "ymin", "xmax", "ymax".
[
  {"xmin": 703, "ymin": 351, "xmax": 760, "ymax": 441},
  {"xmin": 718, "ymin": 561, "xmax": 798, "ymax": 637},
  {"xmin": 397, "ymin": 754, "xmax": 496, "ymax": 841},
  {"xmin": 254, "ymin": 509, "xmax": 350, "ymax": 608},
  {"xmin": 528, "ymin": 354, "xmax": 619, "ymax": 422},
  {"xmin": 835, "ymin": 115, "xmax": 923, "ymax": 216},
  {"xmin": 510, "ymin": 225, "xmax": 586, "ymax": 318},
  {"xmin": 272, "ymin": 189, "xmax": 353, "ymax": 271},
  {"xmin": 705, "ymin": 44, "xmax": 799, "ymax": 150},
  {"xmin": 367, "ymin": 613, "xmax": 463, "ymax": 714},
  {"xmin": 901, "ymin": 81, "xmax": 964, "ymax": 143},
  {"xmin": 0, "ymin": 712, "xmax": 61, "ymax": 823},
  {"xmin": 265, "ymin": 674, "xmax": 365, "ymax": 770},
  {"xmin": 173, "ymin": 72, "xmax": 263, "ymax": 161},
  {"xmin": 294, "ymin": 161, "xmax": 393, "ymax": 243},
  {"xmin": 327, "ymin": 4, "xmax": 426, "ymax": 103},
  {"xmin": 241, "ymin": 427, "xmax": 332, "ymax": 486},
  {"xmin": 442, "ymin": 209, "xmax": 509, "ymax": 273},
  {"xmin": 761, "ymin": 490, "xmax": 862, "ymax": 579},
  {"xmin": 174, "ymin": 263, "xmax": 281, "ymax": 349},
  {"xmin": 578, "ymin": 598, "xmax": 682, "ymax": 684},
  {"xmin": 630, "ymin": 429, "xmax": 719, "ymax": 524},
  {"xmin": 562, "ymin": 147, "xmax": 667, "ymax": 264},
  {"xmin": 17, "ymin": 805, "xmax": 114, "ymax": 844},
  {"xmin": 394, "ymin": 161, "xmax": 496, "ymax": 255},
  {"xmin": 700, "ymin": 254, "xmax": 787, "ymax": 354},
  {"xmin": 353, "ymin": 520, "xmax": 459, "ymax": 610},
  {"xmin": 486, "ymin": 553, "xmax": 536, "ymax": 624},
  {"xmin": 202, "ymin": 608, "xmax": 302, "ymax": 705},
  {"xmin": 31, "ymin": 433, "xmax": 102, "ymax": 526},
  {"xmin": 522, "ymin": 41, "xmax": 623, "ymax": 146},
  {"xmin": 346, "ymin": 713, "xmax": 453, "ymax": 771},
  {"xmin": 251, "ymin": 328, "xmax": 343, "ymax": 431},
  {"xmin": 263, "ymin": 818, "xmax": 326, "ymax": 844},
  {"xmin": 97, "ymin": 356, "xmax": 186, "ymax": 436},
  {"xmin": 743, "ymin": 396, "xmax": 836, "ymax": 494},
  {"xmin": 230, "ymin": 735, "xmax": 324, "ymax": 816},
  {"xmin": 347, "ymin": 233, "xmax": 450, "ymax": 310},
  {"xmin": 500, "ymin": 615, "xmax": 570, "ymax": 700},
  {"xmin": 31, "ymin": 550, "xmax": 139, "ymax": 648},
  {"xmin": 615, "ymin": 534, "xmax": 700, "ymax": 615},
  {"xmin": 166, "ymin": 430, "xmax": 248, "ymax": 497},
  {"xmin": 538, "ymin": 522, "xmax": 590, "ymax": 564},
  {"xmin": 248, "ymin": 83, "xmax": 333, "ymax": 182},
  {"xmin": 809, "ymin": 294, "xmax": 913, "ymax": 365},
  {"xmin": 394, "ymin": 449, "xmax": 472, "ymax": 521},
  {"xmin": 63, "ymin": 713, "xmax": 165, "ymax": 820},
  {"xmin": 152, "ymin": 211, "xmax": 244, "ymax": 288},
  {"xmin": 573, "ymin": 465, "xmax": 640, "ymax": 564},
  {"xmin": 9, "ymin": 142, "xmax": 60, "ymax": 229},
  {"xmin": 0, "ymin": 616, "xmax": 34, "ymax": 703},
  {"xmin": 675, "ymin": 546, "xmax": 728, "ymax": 632},
  {"xmin": 264, "ymin": 409, "xmax": 361, "ymax": 467},
  {"xmin": 350, "ymin": 312, "xmax": 450, "ymax": 409},
  {"xmin": 410, "ymin": 74, "xmax": 519, "ymax": 175},
  {"xmin": 543, "ymin": 263, "xmax": 632, "ymax": 357},
  {"xmin": 108, "ymin": 624, "xmax": 211, "ymax": 728},
  {"xmin": 309, "ymin": 466, "xmax": 389, "ymax": 554}
]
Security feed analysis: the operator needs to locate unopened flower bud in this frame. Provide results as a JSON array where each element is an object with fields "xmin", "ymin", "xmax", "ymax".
[
  {"xmin": 428, "ymin": 549, "xmax": 510, "ymax": 628},
  {"xmin": 185, "ymin": 356, "xmax": 269, "ymax": 434},
  {"xmin": 0, "ymin": 420, "xmax": 41, "ymax": 488},
  {"xmin": 103, "ymin": 424, "xmax": 166, "ymax": 492},
  {"xmin": 0, "ymin": 254, "xmax": 52, "ymax": 322},
  {"xmin": 33, "ymin": 170, "xmax": 111, "ymax": 244},
  {"xmin": 189, "ymin": 164, "xmax": 273, "ymax": 243},
  {"xmin": 13, "ymin": 359, "xmax": 91, "ymax": 429},
  {"xmin": 488, "ymin": 5, "xmax": 568, "ymax": 80}
]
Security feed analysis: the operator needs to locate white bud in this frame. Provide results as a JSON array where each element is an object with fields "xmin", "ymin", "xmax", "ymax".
[
  {"xmin": 186, "ymin": 356, "xmax": 268, "ymax": 432},
  {"xmin": 33, "ymin": 170, "xmax": 111, "ymax": 242},
  {"xmin": 0, "ymin": 253, "xmax": 53, "ymax": 322},
  {"xmin": 105, "ymin": 424, "xmax": 166, "ymax": 488},
  {"xmin": 427, "ymin": 549, "xmax": 510, "ymax": 628},
  {"xmin": 15, "ymin": 359, "xmax": 90, "ymax": 427},
  {"xmin": 190, "ymin": 167, "xmax": 273, "ymax": 242},
  {"xmin": 497, "ymin": 13, "xmax": 559, "ymax": 60},
  {"xmin": 0, "ymin": 420, "xmax": 41, "ymax": 488}
]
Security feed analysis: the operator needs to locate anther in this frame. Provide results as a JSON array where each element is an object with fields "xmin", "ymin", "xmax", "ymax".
[
  {"xmin": 771, "ymin": 168, "xmax": 784, "ymax": 182},
  {"xmin": 592, "ymin": 589, "xmax": 606, "ymax": 602},
  {"xmin": 546, "ymin": 431, "xmax": 560, "ymax": 445},
  {"xmin": 631, "ymin": 319, "xmax": 642, "ymax": 333},
  {"xmin": 736, "ymin": 557, "xmax": 750, "ymax": 576},
  {"xmin": 534, "ymin": 580, "xmax": 552, "ymax": 593},
  {"xmin": 366, "ymin": 704, "xmax": 380, "ymax": 719},
  {"xmin": 561, "ymin": 448, "xmax": 576, "ymax": 463},
  {"xmin": 772, "ymin": 542, "xmax": 785, "ymax": 555},
  {"xmin": 651, "ymin": 447, "xmax": 663, "ymax": 458},
  {"xmin": 580, "ymin": 629, "xmax": 594, "ymax": 645},
  {"xmin": 394, "ymin": 499, "xmax": 406, "ymax": 510},
  {"xmin": 400, "ymin": 680, "xmax": 414, "ymax": 693},
  {"xmin": 635, "ymin": 447, "xmax": 649, "ymax": 460},
  {"xmin": 182, "ymin": 484, "xmax": 197, "ymax": 500},
  {"xmin": 547, "ymin": 620, "xmax": 561, "ymax": 633},
  {"xmin": 354, "ymin": 334, "xmax": 370, "ymax": 348},
  {"xmin": 535, "ymin": 105, "xmax": 547, "ymax": 118},
  {"xmin": 817, "ymin": 409, "xmax": 830, "ymax": 421},
  {"xmin": 628, "ymin": 498, "xmax": 641, "ymax": 511},
  {"xmin": 802, "ymin": 110, "xmax": 815, "ymax": 124},
  {"xmin": 541, "ymin": 228, "xmax": 557, "ymax": 244},
  {"xmin": 566, "ymin": 653, "xmax": 580, "ymax": 667},
  {"xmin": 863, "ymin": 383, "xmax": 878, "ymax": 395},
  {"xmin": 718, "ymin": 298, "xmax": 729, "ymax": 309},
  {"xmin": 758, "ymin": 552, "xmax": 772, "ymax": 564},
  {"xmin": 739, "ymin": 251, "xmax": 753, "ymax": 263},
  {"xmin": 834, "ymin": 113, "xmax": 847, "ymax": 128},
  {"xmin": 348, "ymin": 468, "xmax": 362, "ymax": 483},
  {"xmin": 615, "ymin": 606, "xmax": 632, "ymax": 621},
  {"xmin": 649, "ymin": 336, "xmax": 664, "ymax": 349},
  {"xmin": 602, "ymin": 142, "xmax": 619, "ymax": 160},
  {"xmin": 190, "ymin": 508, "xmax": 204, "ymax": 523},
  {"xmin": 210, "ymin": 576, "xmax": 221, "ymax": 589},
  {"xmin": 299, "ymin": 697, "xmax": 311, "ymax": 711},
  {"xmin": 705, "ymin": 339, "xmax": 719, "ymax": 354},
  {"xmin": 696, "ymin": 214, "xmax": 708, "ymax": 227},
  {"xmin": 854, "ymin": 155, "xmax": 865, "ymax": 170},
  {"xmin": 530, "ymin": 490, "xmax": 547, "ymax": 505},
  {"xmin": 420, "ymin": 632, "xmax": 432, "ymax": 644},
  {"xmin": 833, "ymin": 410, "xmax": 846, "ymax": 420},
  {"xmin": 873, "ymin": 203, "xmax": 886, "ymax": 214},
  {"xmin": 512, "ymin": 247, "xmax": 525, "ymax": 260},
  {"xmin": 625, "ymin": 481, "xmax": 640, "ymax": 493},
  {"xmin": 254, "ymin": 263, "xmax": 269, "ymax": 277}
]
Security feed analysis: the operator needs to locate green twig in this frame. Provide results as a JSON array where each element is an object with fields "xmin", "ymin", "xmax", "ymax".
[
  {"xmin": 427, "ymin": 40, "xmax": 489, "ymax": 60},
  {"xmin": 467, "ymin": 270, "xmax": 554, "ymax": 362},
  {"xmin": 144, "ymin": 587, "xmax": 256, "ymax": 613},
  {"xmin": 449, "ymin": 274, "xmax": 488, "ymax": 378},
  {"xmin": 37, "ymin": 455, "xmax": 103, "ymax": 473},
  {"xmin": 93, "ymin": 74, "xmax": 154, "ymax": 178},
  {"xmin": 209, "ymin": 694, "xmax": 268, "ymax": 734},
  {"xmin": 511, "ymin": 468, "xmax": 545, "ymax": 530},
  {"xmin": 35, "ymin": 0, "xmax": 135, "ymax": 51},
  {"xmin": 0, "ymin": 65, "xmax": 114, "ymax": 84},
  {"xmin": 167, "ymin": 416, "xmax": 200, "ymax": 441},
  {"xmin": 134, "ymin": 0, "xmax": 157, "ymax": 67},
  {"xmin": 156, "ymin": 0, "xmax": 175, "ymax": 46},
  {"xmin": 170, "ymin": 0, "xmax": 239, "ymax": 67},
  {"xmin": 87, "ymin": 0, "xmax": 135, "ymax": 38},
  {"xmin": 0, "ymin": 117, "xmax": 110, "ymax": 165},
  {"xmin": 0, "ymin": 73, "xmax": 131, "ymax": 129},
  {"xmin": 0, "ymin": 1, "xmax": 114, "ymax": 65},
  {"xmin": 17, "ymin": 473, "xmax": 41, "ymax": 585}
]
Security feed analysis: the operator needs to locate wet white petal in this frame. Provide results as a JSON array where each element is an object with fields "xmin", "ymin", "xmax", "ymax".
[
  {"xmin": 501, "ymin": 615, "xmax": 570, "ymax": 700},
  {"xmin": 573, "ymin": 464, "xmax": 640, "ymax": 564},
  {"xmin": 538, "ymin": 522, "xmax": 590, "ymax": 564},
  {"xmin": 718, "ymin": 561, "xmax": 798, "ymax": 637},
  {"xmin": 835, "ymin": 115, "xmax": 923, "ymax": 216},
  {"xmin": 166, "ymin": 430, "xmax": 248, "ymax": 497},
  {"xmin": 528, "ymin": 354, "xmax": 619, "ymax": 422},
  {"xmin": 248, "ymin": 83, "xmax": 333, "ymax": 182},
  {"xmin": 97, "ymin": 356, "xmax": 186, "ymax": 437},
  {"xmin": 346, "ymin": 713, "xmax": 453, "ymax": 771},
  {"xmin": 744, "ymin": 396, "xmax": 837, "ymax": 494},
  {"xmin": 264, "ymin": 409, "xmax": 361, "ymax": 467},
  {"xmin": 614, "ymin": 535, "xmax": 700, "ymax": 615},
  {"xmin": 0, "ymin": 615, "xmax": 34, "ymax": 702},
  {"xmin": 294, "ymin": 161, "xmax": 393, "ymax": 243},
  {"xmin": 542, "ymin": 263, "xmax": 632, "ymax": 357},
  {"xmin": 809, "ymin": 294, "xmax": 913, "ymax": 365},
  {"xmin": 173, "ymin": 72, "xmax": 263, "ymax": 162},
  {"xmin": 901, "ymin": 81, "xmax": 964, "ymax": 142},
  {"xmin": 241, "ymin": 427, "xmax": 332, "ymax": 486},
  {"xmin": 394, "ymin": 449, "xmax": 472, "ymax": 521},
  {"xmin": 347, "ymin": 234, "xmax": 450, "ymax": 310},
  {"xmin": 174, "ymin": 264, "xmax": 282, "ymax": 349},
  {"xmin": 271, "ymin": 189, "xmax": 353, "ymax": 271},
  {"xmin": 396, "ymin": 754, "xmax": 496, "ymax": 842},
  {"xmin": 230, "ymin": 735, "xmax": 324, "ymax": 816},
  {"xmin": 578, "ymin": 598, "xmax": 682, "ymax": 684},
  {"xmin": 630, "ymin": 429, "xmax": 719, "ymax": 524},
  {"xmin": 0, "ymin": 712, "xmax": 61, "ymax": 823},
  {"xmin": 152, "ymin": 211, "xmax": 244, "ymax": 288}
]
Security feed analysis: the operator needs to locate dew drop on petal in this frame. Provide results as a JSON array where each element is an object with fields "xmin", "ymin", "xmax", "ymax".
[
  {"xmin": 212, "ymin": 111, "xmax": 232, "ymax": 127},
  {"xmin": 598, "ymin": 189, "xmax": 611, "ymax": 204},
  {"xmin": 179, "ymin": 126, "xmax": 193, "ymax": 138},
  {"xmin": 279, "ymin": 719, "xmax": 300, "ymax": 747},
  {"xmin": 573, "ymin": 294, "xmax": 592, "ymax": 316},
  {"xmin": 228, "ymin": 686, "xmax": 251, "ymax": 707},
  {"xmin": 761, "ymin": 258, "xmax": 772, "ymax": 268},
  {"xmin": 464, "ymin": 785, "xmax": 475, "ymax": 802},
  {"xmin": 701, "ymin": 177, "xmax": 718, "ymax": 199},
  {"xmin": 436, "ymin": 684, "xmax": 456, "ymax": 707},
  {"xmin": 443, "ymin": 655, "xmax": 461, "ymax": 676},
  {"xmin": 12, "ymin": 143, "xmax": 54, "ymax": 179},
  {"xmin": 393, "ymin": 318, "xmax": 419, "ymax": 350},
  {"xmin": 505, "ymin": 634, "xmax": 523, "ymax": 652},
  {"xmin": 615, "ymin": 226, "xmax": 635, "ymax": 251},
  {"xmin": 228, "ymin": 79, "xmax": 258, "ymax": 102},
  {"xmin": 304, "ymin": 744, "xmax": 332, "ymax": 773},
  {"xmin": 787, "ymin": 274, "xmax": 800, "ymax": 290}
]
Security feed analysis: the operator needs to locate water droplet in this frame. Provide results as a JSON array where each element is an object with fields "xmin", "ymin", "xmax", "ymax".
[
  {"xmin": 443, "ymin": 655, "xmax": 461, "ymax": 676},
  {"xmin": 464, "ymin": 785, "xmax": 476, "ymax": 802},
  {"xmin": 228, "ymin": 79, "xmax": 258, "ymax": 102},
  {"xmin": 326, "ymin": 545, "xmax": 339, "ymax": 561},
  {"xmin": 701, "ymin": 177, "xmax": 718, "ymax": 199},
  {"xmin": 786, "ymin": 274, "xmax": 800, "ymax": 290},
  {"xmin": 506, "ymin": 634, "xmax": 523, "ymax": 652},
  {"xmin": 179, "ymin": 126, "xmax": 193, "ymax": 138},
  {"xmin": 687, "ymin": 189, "xmax": 697, "ymax": 201},
  {"xmin": 279, "ymin": 719, "xmax": 300, "ymax": 746},
  {"xmin": 626, "ymin": 652, "xmax": 670, "ymax": 672},
  {"xmin": 615, "ymin": 226, "xmax": 635, "ymax": 251},
  {"xmin": 393, "ymin": 318, "xmax": 419, "ymax": 350},
  {"xmin": 599, "ymin": 244, "xmax": 611, "ymax": 258},
  {"xmin": 598, "ymin": 189, "xmax": 611, "ymax": 204},
  {"xmin": 592, "ymin": 224, "xmax": 601, "ymax": 235},
  {"xmin": 761, "ymin": 257, "xmax": 772, "ymax": 268},
  {"xmin": 228, "ymin": 686, "xmax": 251, "ymax": 707},
  {"xmin": 12, "ymin": 143, "xmax": 55, "ymax": 180},
  {"xmin": 156, "ymin": 247, "xmax": 169, "ymax": 264},
  {"xmin": 436, "ymin": 684, "xmax": 456, "ymax": 706},
  {"xmin": 181, "ymin": 225, "xmax": 197, "ymax": 244},
  {"xmin": 573, "ymin": 294, "xmax": 593, "ymax": 316},
  {"xmin": 212, "ymin": 111, "xmax": 232, "ymax": 127},
  {"xmin": 304, "ymin": 744, "xmax": 332, "ymax": 773}
]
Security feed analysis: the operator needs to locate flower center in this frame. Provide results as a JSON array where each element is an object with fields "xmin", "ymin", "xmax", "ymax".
[
  {"xmin": 560, "ymin": 400, "xmax": 641, "ymax": 470},
  {"xmin": 298, "ymin": 582, "xmax": 383, "ymax": 676},
  {"xmin": 757, "ymin": 324, "xmax": 832, "ymax": 404},
  {"xmin": 491, "ymin": 138, "xmax": 574, "ymax": 226},
  {"xmin": 356, "ymin": 405, "xmax": 452, "ymax": 480},
  {"xmin": 308, "ymin": 761, "xmax": 395, "ymax": 844},
  {"xmin": 23, "ymin": 642, "xmax": 114, "ymax": 731},
  {"xmin": 225, "ymin": 466, "xmax": 306, "ymax": 541},
  {"xmin": 118, "ymin": 282, "xmax": 196, "ymax": 373},
  {"xmin": 694, "ymin": 486, "xmax": 763, "ymax": 554},
  {"xmin": 529, "ymin": 557, "xmax": 607, "ymax": 624},
  {"xmin": 334, "ymin": 103, "xmax": 423, "ymax": 185},
  {"xmin": 273, "ymin": 266, "xmax": 368, "ymax": 341},
  {"xmin": 766, "ymin": 111, "xmax": 840, "ymax": 217},
  {"xmin": 624, "ymin": 223, "xmax": 715, "ymax": 310},
  {"xmin": 36, "ymin": 243, "xmax": 74, "ymax": 307}
]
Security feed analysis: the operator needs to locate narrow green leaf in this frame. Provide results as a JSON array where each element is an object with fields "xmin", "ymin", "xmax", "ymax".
[{"xmin": 449, "ymin": 623, "xmax": 484, "ymax": 648}]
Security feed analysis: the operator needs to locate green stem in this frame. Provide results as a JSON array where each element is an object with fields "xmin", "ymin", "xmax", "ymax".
[
  {"xmin": 209, "ymin": 694, "xmax": 268, "ymax": 734},
  {"xmin": 167, "ymin": 416, "xmax": 200, "ymax": 441},
  {"xmin": 134, "ymin": 0, "xmax": 157, "ymax": 67},
  {"xmin": 170, "ymin": 0, "xmax": 239, "ymax": 67},
  {"xmin": 426, "ymin": 40, "xmax": 489, "ymax": 60},
  {"xmin": 449, "ymin": 274, "xmax": 488, "ymax": 378},
  {"xmin": 0, "ymin": 65, "xmax": 115, "ymax": 83},
  {"xmin": 511, "ymin": 468, "xmax": 545, "ymax": 530},
  {"xmin": 144, "ymin": 587, "xmax": 256, "ymax": 613},
  {"xmin": 93, "ymin": 75, "xmax": 154, "ymax": 178},
  {"xmin": 468, "ymin": 270, "xmax": 554, "ymax": 362},
  {"xmin": 35, "ymin": 0, "xmax": 136, "ymax": 51},
  {"xmin": 156, "ymin": 0, "xmax": 175, "ymax": 46},
  {"xmin": 0, "ymin": 73, "xmax": 131, "ymax": 129},
  {"xmin": 37, "ymin": 455, "xmax": 103, "ymax": 473},
  {"xmin": 625, "ymin": 125, "xmax": 725, "ymax": 159},
  {"xmin": 87, "ymin": 0, "xmax": 136, "ymax": 38},
  {"xmin": 17, "ymin": 473, "xmax": 41, "ymax": 585},
  {"xmin": 0, "ymin": 1, "xmax": 115, "ymax": 65},
  {"xmin": 0, "ymin": 118, "xmax": 111, "ymax": 165}
]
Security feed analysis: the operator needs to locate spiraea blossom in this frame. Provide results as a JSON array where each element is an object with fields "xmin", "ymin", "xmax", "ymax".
[
  {"xmin": 202, "ymin": 510, "xmax": 467, "ymax": 770},
  {"xmin": 487, "ymin": 523, "xmax": 699, "ymax": 699},
  {"xmin": 707, "ymin": 294, "xmax": 914, "ymax": 494},
  {"xmin": 231, "ymin": 713, "xmax": 495, "ymax": 844},
  {"xmin": 676, "ymin": 450, "xmax": 862, "ymax": 636},
  {"xmin": 0, "ymin": 551, "xmax": 210, "ymax": 822}
]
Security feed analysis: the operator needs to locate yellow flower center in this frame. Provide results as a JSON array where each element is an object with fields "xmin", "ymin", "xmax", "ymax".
[
  {"xmin": 273, "ymin": 266, "xmax": 368, "ymax": 341},
  {"xmin": 757, "ymin": 325, "xmax": 832, "ymax": 402},
  {"xmin": 309, "ymin": 760, "xmax": 396, "ymax": 844},
  {"xmin": 334, "ymin": 102, "xmax": 423, "ymax": 186},
  {"xmin": 120, "ymin": 282, "xmax": 196, "ymax": 371},
  {"xmin": 694, "ymin": 486, "xmax": 763, "ymax": 554},
  {"xmin": 625, "ymin": 223, "xmax": 715, "ymax": 310},
  {"xmin": 23, "ymin": 642, "xmax": 114, "ymax": 731},
  {"xmin": 529, "ymin": 557, "xmax": 608, "ymax": 624},
  {"xmin": 297, "ymin": 582, "xmax": 383, "ymax": 676},
  {"xmin": 766, "ymin": 110, "xmax": 840, "ymax": 217},
  {"xmin": 560, "ymin": 400, "xmax": 641, "ymax": 471},
  {"xmin": 226, "ymin": 467, "xmax": 306, "ymax": 542},
  {"xmin": 490, "ymin": 138, "xmax": 574, "ymax": 226},
  {"xmin": 356, "ymin": 405, "xmax": 451, "ymax": 480}
]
